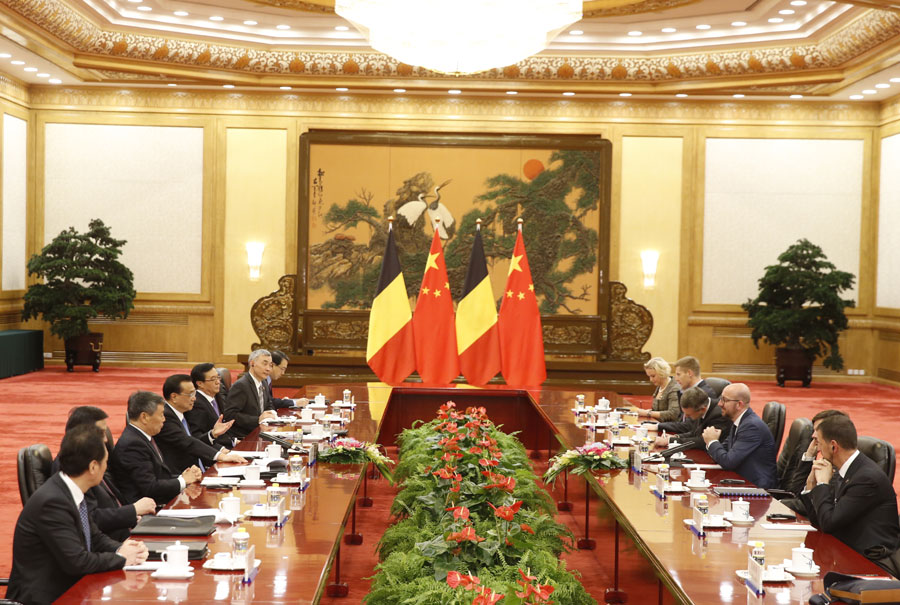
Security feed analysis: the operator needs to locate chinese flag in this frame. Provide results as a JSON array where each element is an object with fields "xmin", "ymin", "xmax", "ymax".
[
  {"xmin": 366, "ymin": 226, "xmax": 416, "ymax": 384},
  {"xmin": 412, "ymin": 226, "xmax": 460, "ymax": 384},
  {"xmin": 456, "ymin": 225, "xmax": 501, "ymax": 385},
  {"xmin": 498, "ymin": 225, "xmax": 546, "ymax": 386}
]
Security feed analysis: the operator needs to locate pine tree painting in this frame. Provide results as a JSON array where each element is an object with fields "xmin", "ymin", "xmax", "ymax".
[{"xmin": 308, "ymin": 149, "xmax": 603, "ymax": 314}]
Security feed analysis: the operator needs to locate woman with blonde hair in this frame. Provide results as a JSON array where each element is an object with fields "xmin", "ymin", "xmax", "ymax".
[{"xmin": 637, "ymin": 357, "xmax": 680, "ymax": 421}]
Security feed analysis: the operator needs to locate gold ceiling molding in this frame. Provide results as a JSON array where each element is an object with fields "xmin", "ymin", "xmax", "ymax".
[
  {"xmin": 0, "ymin": 73, "xmax": 30, "ymax": 105},
  {"xmin": 26, "ymin": 86, "xmax": 880, "ymax": 124},
  {"xmin": 4, "ymin": 0, "xmax": 900, "ymax": 85},
  {"xmin": 245, "ymin": 0, "xmax": 333, "ymax": 12}
]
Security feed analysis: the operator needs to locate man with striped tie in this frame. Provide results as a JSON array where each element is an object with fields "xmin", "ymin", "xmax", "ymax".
[
  {"xmin": 224, "ymin": 349, "xmax": 278, "ymax": 439},
  {"xmin": 9, "ymin": 424, "xmax": 148, "ymax": 604},
  {"xmin": 157, "ymin": 374, "xmax": 249, "ymax": 474},
  {"xmin": 187, "ymin": 362, "xmax": 237, "ymax": 448}
]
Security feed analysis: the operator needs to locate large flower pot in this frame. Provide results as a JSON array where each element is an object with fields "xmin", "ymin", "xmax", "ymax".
[
  {"xmin": 775, "ymin": 347, "xmax": 812, "ymax": 388},
  {"xmin": 64, "ymin": 332, "xmax": 103, "ymax": 372}
]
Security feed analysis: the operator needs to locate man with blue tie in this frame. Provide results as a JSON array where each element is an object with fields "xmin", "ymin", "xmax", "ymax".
[
  {"xmin": 186, "ymin": 363, "xmax": 235, "ymax": 448},
  {"xmin": 702, "ymin": 382, "xmax": 777, "ymax": 488},
  {"xmin": 156, "ymin": 374, "xmax": 249, "ymax": 474},
  {"xmin": 8, "ymin": 425, "xmax": 148, "ymax": 604}
]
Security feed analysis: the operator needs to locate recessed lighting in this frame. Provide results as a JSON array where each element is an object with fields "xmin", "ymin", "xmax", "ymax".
[
  {"xmin": 10, "ymin": 60, "xmax": 24, "ymax": 65},
  {"xmin": 223, "ymin": 84, "xmax": 234, "ymax": 89},
  {"xmin": 334, "ymin": 25, "xmax": 349, "ymax": 31},
  {"xmin": 37, "ymin": 73, "xmax": 50, "ymax": 77},
  {"xmin": 209, "ymin": 16, "xmax": 224, "ymax": 21},
  {"xmin": 0, "ymin": 53, "xmax": 10, "ymax": 58},
  {"xmin": 790, "ymin": 94, "xmax": 803, "ymax": 99},
  {"xmin": 619, "ymin": 92, "xmax": 632, "ymax": 97},
  {"xmin": 862, "ymin": 89, "xmax": 877, "ymax": 94},
  {"xmin": 696, "ymin": 24, "xmax": 711, "ymax": 30},
  {"xmin": 506, "ymin": 91, "xmax": 518, "ymax": 95},
  {"xmin": 23, "ymin": 67, "xmax": 37, "ymax": 72},
  {"xmin": 676, "ymin": 93, "xmax": 688, "ymax": 97},
  {"xmin": 628, "ymin": 30, "xmax": 642, "ymax": 36},
  {"xmin": 779, "ymin": 9, "xmax": 795, "ymax": 14},
  {"xmin": 136, "ymin": 5, "xmax": 151, "ymax": 10},
  {"xmin": 768, "ymin": 17, "xmax": 783, "ymax": 23},
  {"xmin": 662, "ymin": 27, "xmax": 677, "ymax": 33},
  {"xmin": 276, "ymin": 24, "xmax": 291, "ymax": 30},
  {"xmin": 733, "ymin": 93, "xmax": 745, "ymax": 98},
  {"xmin": 790, "ymin": 0, "xmax": 807, "ymax": 5},
  {"xmin": 49, "ymin": 78, "xmax": 61, "ymax": 84},
  {"xmin": 280, "ymin": 86, "xmax": 292, "ymax": 90},
  {"xmin": 243, "ymin": 20, "xmax": 257, "ymax": 25},
  {"xmin": 731, "ymin": 21, "xmax": 747, "ymax": 26},
  {"xmin": 126, "ymin": 0, "xmax": 141, "ymax": 3},
  {"xmin": 336, "ymin": 87, "xmax": 349, "ymax": 92},
  {"xmin": 168, "ymin": 83, "xmax": 177, "ymax": 87},
  {"xmin": 448, "ymin": 89, "xmax": 461, "ymax": 94},
  {"xmin": 875, "ymin": 83, "xmax": 890, "ymax": 89},
  {"xmin": 850, "ymin": 94, "xmax": 864, "ymax": 100},
  {"xmin": 393, "ymin": 88, "xmax": 406, "ymax": 93},
  {"xmin": 173, "ymin": 10, "xmax": 189, "ymax": 16},
  {"xmin": 569, "ymin": 30, "xmax": 584, "ymax": 35},
  {"xmin": 562, "ymin": 91, "xmax": 575, "ymax": 96}
]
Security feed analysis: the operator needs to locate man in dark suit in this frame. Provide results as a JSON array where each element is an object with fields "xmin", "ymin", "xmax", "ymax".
[
  {"xmin": 702, "ymin": 383, "xmax": 777, "ymax": 489},
  {"xmin": 187, "ymin": 362, "xmax": 236, "ymax": 448},
  {"xmin": 658, "ymin": 356, "xmax": 720, "ymax": 434},
  {"xmin": 268, "ymin": 351, "xmax": 309, "ymax": 409},
  {"xmin": 158, "ymin": 373, "xmax": 248, "ymax": 474},
  {"xmin": 8, "ymin": 425, "xmax": 148, "ymax": 604},
  {"xmin": 62, "ymin": 406, "xmax": 157, "ymax": 541},
  {"xmin": 224, "ymin": 348, "xmax": 277, "ymax": 439},
  {"xmin": 112, "ymin": 390, "xmax": 203, "ymax": 504},
  {"xmin": 654, "ymin": 386, "xmax": 731, "ymax": 450},
  {"xmin": 801, "ymin": 415, "xmax": 900, "ymax": 564}
]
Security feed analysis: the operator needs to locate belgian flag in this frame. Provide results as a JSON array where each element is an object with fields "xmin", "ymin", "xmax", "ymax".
[
  {"xmin": 366, "ymin": 225, "xmax": 416, "ymax": 384},
  {"xmin": 455, "ymin": 223, "xmax": 501, "ymax": 385}
]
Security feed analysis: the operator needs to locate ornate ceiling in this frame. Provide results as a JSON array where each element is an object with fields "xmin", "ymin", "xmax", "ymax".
[{"xmin": 0, "ymin": 0, "xmax": 899, "ymax": 101}]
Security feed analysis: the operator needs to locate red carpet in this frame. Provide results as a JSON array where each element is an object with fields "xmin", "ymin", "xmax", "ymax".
[{"xmin": 1, "ymin": 368, "xmax": 898, "ymax": 603}]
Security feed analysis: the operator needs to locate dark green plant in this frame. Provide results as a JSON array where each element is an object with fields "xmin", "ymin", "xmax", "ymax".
[
  {"xmin": 741, "ymin": 238, "xmax": 855, "ymax": 371},
  {"xmin": 22, "ymin": 219, "xmax": 136, "ymax": 341}
]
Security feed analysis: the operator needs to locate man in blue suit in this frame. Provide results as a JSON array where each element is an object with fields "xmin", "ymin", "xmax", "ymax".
[{"xmin": 702, "ymin": 383, "xmax": 777, "ymax": 488}]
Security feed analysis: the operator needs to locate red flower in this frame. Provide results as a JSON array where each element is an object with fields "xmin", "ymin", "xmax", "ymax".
[
  {"xmin": 446, "ymin": 506, "xmax": 470, "ymax": 521},
  {"xmin": 483, "ymin": 475, "xmax": 516, "ymax": 493},
  {"xmin": 518, "ymin": 569, "xmax": 537, "ymax": 583},
  {"xmin": 479, "ymin": 458, "xmax": 499, "ymax": 467},
  {"xmin": 469, "ymin": 446, "xmax": 484, "ymax": 455},
  {"xmin": 447, "ymin": 526, "xmax": 485, "ymax": 543},
  {"xmin": 433, "ymin": 466, "xmax": 458, "ymax": 480},
  {"xmin": 442, "ymin": 452, "xmax": 463, "ymax": 461},
  {"xmin": 450, "ymin": 483, "xmax": 461, "ymax": 493},
  {"xmin": 472, "ymin": 588, "xmax": 504, "ymax": 604},
  {"xmin": 447, "ymin": 570, "xmax": 480, "ymax": 590},
  {"xmin": 488, "ymin": 500, "xmax": 522, "ymax": 521},
  {"xmin": 520, "ymin": 523, "xmax": 535, "ymax": 534}
]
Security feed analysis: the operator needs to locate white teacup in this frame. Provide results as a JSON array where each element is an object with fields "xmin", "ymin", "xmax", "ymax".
[
  {"xmin": 160, "ymin": 540, "xmax": 189, "ymax": 570},
  {"xmin": 597, "ymin": 397, "xmax": 611, "ymax": 411},
  {"xmin": 732, "ymin": 499, "xmax": 751, "ymax": 520},
  {"xmin": 314, "ymin": 393, "xmax": 326, "ymax": 406},
  {"xmin": 313, "ymin": 411, "xmax": 325, "ymax": 421},
  {"xmin": 689, "ymin": 469, "xmax": 706, "ymax": 485},
  {"xmin": 265, "ymin": 444, "xmax": 282, "ymax": 459},
  {"xmin": 792, "ymin": 546, "xmax": 815, "ymax": 570},
  {"xmin": 243, "ymin": 465, "xmax": 261, "ymax": 482},
  {"xmin": 310, "ymin": 423, "xmax": 325, "ymax": 437},
  {"xmin": 218, "ymin": 495, "xmax": 241, "ymax": 517},
  {"xmin": 300, "ymin": 408, "xmax": 313, "ymax": 420}
]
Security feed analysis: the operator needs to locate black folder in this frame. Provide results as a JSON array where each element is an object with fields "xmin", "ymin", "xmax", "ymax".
[{"xmin": 130, "ymin": 515, "xmax": 216, "ymax": 536}]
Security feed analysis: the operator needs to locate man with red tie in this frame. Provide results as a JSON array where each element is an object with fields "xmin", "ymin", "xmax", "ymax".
[{"xmin": 112, "ymin": 391, "xmax": 203, "ymax": 504}]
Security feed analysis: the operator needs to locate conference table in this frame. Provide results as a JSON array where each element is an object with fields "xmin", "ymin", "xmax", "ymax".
[{"xmin": 59, "ymin": 384, "xmax": 886, "ymax": 604}]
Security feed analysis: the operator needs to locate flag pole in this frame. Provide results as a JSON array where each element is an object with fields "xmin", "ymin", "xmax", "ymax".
[
  {"xmin": 476, "ymin": 218, "xmax": 482, "ymax": 232},
  {"xmin": 517, "ymin": 217, "xmax": 523, "ymax": 231},
  {"xmin": 388, "ymin": 215, "xmax": 394, "ymax": 231}
]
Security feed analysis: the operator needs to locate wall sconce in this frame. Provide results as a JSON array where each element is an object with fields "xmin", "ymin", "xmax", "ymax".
[
  {"xmin": 246, "ymin": 242, "xmax": 265, "ymax": 281},
  {"xmin": 640, "ymin": 250, "xmax": 659, "ymax": 289}
]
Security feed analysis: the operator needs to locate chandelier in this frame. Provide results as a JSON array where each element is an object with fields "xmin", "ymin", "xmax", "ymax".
[{"xmin": 335, "ymin": 0, "xmax": 583, "ymax": 75}]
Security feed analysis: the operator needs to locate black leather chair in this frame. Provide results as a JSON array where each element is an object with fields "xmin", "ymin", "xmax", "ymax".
[
  {"xmin": 217, "ymin": 367, "xmax": 232, "ymax": 397},
  {"xmin": 704, "ymin": 377, "xmax": 730, "ymax": 402},
  {"xmin": 761, "ymin": 401, "xmax": 786, "ymax": 451},
  {"xmin": 774, "ymin": 417, "xmax": 814, "ymax": 493},
  {"xmin": 17, "ymin": 444, "xmax": 53, "ymax": 505},
  {"xmin": 857, "ymin": 436, "xmax": 896, "ymax": 483}
]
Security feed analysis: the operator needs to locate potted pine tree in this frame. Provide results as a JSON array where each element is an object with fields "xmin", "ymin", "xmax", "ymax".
[
  {"xmin": 22, "ymin": 219, "xmax": 136, "ymax": 372},
  {"xmin": 742, "ymin": 239, "xmax": 855, "ymax": 387}
]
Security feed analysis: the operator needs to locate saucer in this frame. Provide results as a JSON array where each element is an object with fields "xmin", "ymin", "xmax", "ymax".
[
  {"xmin": 274, "ymin": 474, "xmax": 309, "ymax": 485},
  {"xmin": 662, "ymin": 484, "xmax": 689, "ymax": 493},
  {"xmin": 151, "ymin": 566, "xmax": 194, "ymax": 580},
  {"xmin": 686, "ymin": 480, "xmax": 711, "ymax": 491},
  {"xmin": 238, "ymin": 479, "xmax": 266, "ymax": 488},
  {"xmin": 683, "ymin": 517, "xmax": 732, "ymax": 529},
  {"xmin": 783, "ymin": 564, "xmax": 819, "ymax": 578},
  {"xmin": 203, "ymin": 557, "xmax": 261, "ymax": 571},
  {"xmin": 723, "ymin": 511, "xmax": 755, "ymax": 525},
  {"xmin": 736, "ymin": 568, "xmax": 794, "ymax": 583}
]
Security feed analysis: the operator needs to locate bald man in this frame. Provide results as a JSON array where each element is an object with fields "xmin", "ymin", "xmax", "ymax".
[{"xmin": 702, "ymin": 383, "xmax": 777, "ymax": 489}]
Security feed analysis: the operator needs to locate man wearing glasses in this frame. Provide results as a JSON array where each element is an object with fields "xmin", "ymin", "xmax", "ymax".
[
  {"xmin": 187, "ymin": 363, "xmax": 237, "ymax": 448},
  {"xmin": 702, "ymin": 383, "xmax": 777, "ymax": 488},
  {"xmin": 156, "ymin": 374, "xmax": 249, "ymax": 474}
]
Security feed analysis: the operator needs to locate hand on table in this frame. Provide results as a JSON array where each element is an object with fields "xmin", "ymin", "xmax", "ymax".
[
  {"xmin": 218, "ymin": 451, "xmax": 250, "ymax": 464},
  {"xmin": 702, "ymin": 426, "xmax": 721, "ymax": 445},
  {"xmin": 181, "ymin": 465, "xmax": 202, "ymax": 485},
  {"xmin": 655, "ymin": 434, "xmax": 670, "ymax": 448},
  {"xmin": 133, "ymin": 497, "xmax": 157, "ymax": 516},
  {"xmin": 258, "ymin": 410, "xmax": 277, "ymax": 423},
  {"xmin": 117, "ymin": 539, "xmax": 148, "ymax": 566}
]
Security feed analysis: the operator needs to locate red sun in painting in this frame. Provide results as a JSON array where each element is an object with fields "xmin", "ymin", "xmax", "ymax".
[{"xmin": 523, "ymin": 159, "xmax": 544, "ymax": 181}]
